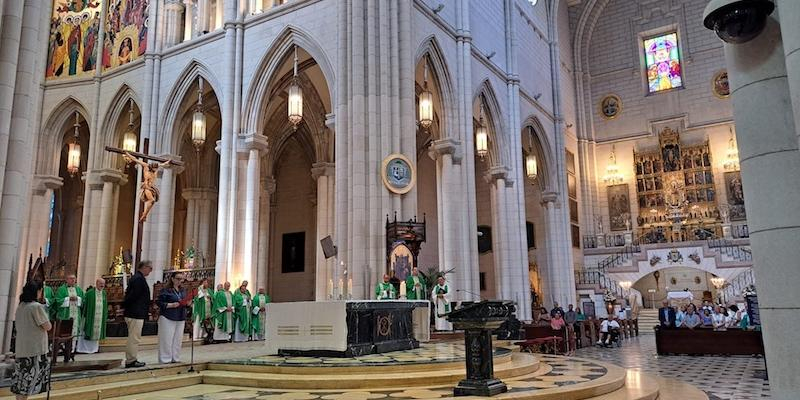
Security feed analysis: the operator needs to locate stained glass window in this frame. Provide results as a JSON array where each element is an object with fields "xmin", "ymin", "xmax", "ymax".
[{"xmin": 644, "ymin": 32, "xmax": 682, "ymax": 93}]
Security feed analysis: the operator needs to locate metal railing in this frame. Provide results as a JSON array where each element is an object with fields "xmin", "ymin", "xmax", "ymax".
[
  {"xmin": 707, "ymin": 239, "xmax": 753, "ymax": 262},
  {"xmin": 722, "ymin": 269, "xmax": 755, "ymax": 300},
  {"xmin": 575, "ymin": 268, "xmax": 624, "ymax": 298}
]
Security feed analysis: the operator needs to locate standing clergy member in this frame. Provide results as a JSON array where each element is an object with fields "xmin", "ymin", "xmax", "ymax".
[
  {"xmin": 375, "ymin": 274, "xmax": 396, "ymax": 300},
  {"xmin": 252, "ymin": 288, "xmax": 271, "ymax": 341},
  {"xmin": 232, "ymin": 281, "xmax": 253, "ymax": 342},
  {"xmin": 55, "ymin": 274, "xmax": 84, "ymax": 337},
  {"xmin": 77, "ymin": 278, "xmax": 107, "ymax": 354},
  {"xmin": 432, "ymin": 276, "xmax": 452, "ymax": 331},
  {"xmin": 43, "ymin": 283, "xmax": 55, "ymax": 320},
  {"xmin": 192, "ymin": 279, "xmax": 213, "ymax": 340},
  {"xmin": 405, "ymin": 267, "xmax": 427, "ymax": 300},
  {"xmin": 213, "ymin": 282, "xmax": 234, "ymax": 342}
]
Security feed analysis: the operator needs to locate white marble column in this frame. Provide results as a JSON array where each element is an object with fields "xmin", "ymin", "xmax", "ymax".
[
  {"xmin": 182, "ymin": 0, "xmax": 196, "ymax": 40},
  {"xmin": 164, "ymin": 1, "xmax": 185, "ymax": 47},
  {"xmin": 148, "ymin": 160, "xmax": 181, "ymax": 286},
  {"xmin": 776, "ymin": 0, "xmax": 800, "ymax": 148},
  {"xmin": 93, "ymin": 171, "xmax": 125, "ymax": 280},
  {"xmin": 182, "ymin": 188, "xmax": 217, "ymax": 253},
  {"xmin": 257, "ymin": 177, "xmax": 275, "ymax": 291},
  {"xmin": 486, "ymin": 166, "xmax": 510, "ymax": 300},
  {"xmin": 312, "ymin": 162, "xmax": 334, "ymax": 300},
  {"xmin": 720, "ymin": 11, "xmax": 800, "ymax": 399},
  {"xmin": 0, "ymin": 0, "xmax": 24, "ymax": 204},
  {"xmin": 24, "ymin": 176, "xmax": 63, "ymax": 260},
  {"xmin": 240, "ymin": 134, "xmax": 267, "ymax": 288}
]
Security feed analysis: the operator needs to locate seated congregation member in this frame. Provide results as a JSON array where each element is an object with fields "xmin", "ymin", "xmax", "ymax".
[
  {"xmin": 232, "ymin": 281, "xmax": 253, "ymax": 342},
  {"xmin": 77, "ymin": 278, "xmax": 107, "ymax": 354},
  {"xmin": 375, "ymin": 274, "xmax": 396, "ymax": 300},
  {"xmin": 575, "ymin": 307, "xmax": 586, "ymax": 322},
  {"xmin": 252, "ymin": 288, "xmax": 271, "ymax": 341},
  {"xmin": 675, "ymin": 305, "xmax": 687, "ymax": 327},
  {"xmin": 535, "ymin": 307, "xmax": 552, "ymax": 327},
  {"xmin": 550, "ymin": 302, "xmax": 564, "ymax": 318},
  {"xmin": 11, "ymin": 282, "xmax": 52, "ymax": 399},
  {"xmin": 157, "ymin": 272, "xmax": 188, "ymax": 364},
  {"xmin": 213, "ymin": 282, "xmax": 234, "ymax": 342},
  {"xmin": 726, "ymin": 305, "xmax": 740, "ymax": 328},
  {"xmin": 658, "ymin": 300, "xmax": 677, "ymax": 328},
  {"xmin": 550, "ymin": 311, "xmax": 566, "ymax": 330},
  {"xmin": 712, "ymin": 305, "xmax": 727, "ymax": 331},
  {"xmin": 701, "ymin": 309, "xmax": 713, "ymax": 327},
  {"xmin": 681, "ymin": 306, "xmax": 702, "ymax": 329},
  {"xmin": 597, "ymin": 316, "xmax": 620, "ymax": 347}
]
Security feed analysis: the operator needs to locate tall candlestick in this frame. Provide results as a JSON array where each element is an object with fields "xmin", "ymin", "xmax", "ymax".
[
  {"xmin": 338, "ymin": 278, "xmax": 344, "ymax": 300},
  {"xmin": 348, "ymin": 278, "xmax": 353, "ymax": 299},
  {"xmin": 327, "ymin": 279, "xmax": 333, "ymax": 299},
  {"xmin": 400, "ymin": 281, "xmax": 407, "ymax": 299}
]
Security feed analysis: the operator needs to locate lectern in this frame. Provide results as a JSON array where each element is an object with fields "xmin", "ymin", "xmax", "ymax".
[{"xmin": 448, "ymin": 301, "xmax": 514, "ymax": 397}]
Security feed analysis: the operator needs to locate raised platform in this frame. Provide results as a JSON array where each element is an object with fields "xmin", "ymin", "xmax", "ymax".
[{"xmin": 0, "ymin": 342, "xmax": 708, "ymax": 400}]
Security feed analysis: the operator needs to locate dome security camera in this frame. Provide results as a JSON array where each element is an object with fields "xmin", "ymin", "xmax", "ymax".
[{"xmin": 703, "ymin": 0, "xmax": 775, "ymax": 44}]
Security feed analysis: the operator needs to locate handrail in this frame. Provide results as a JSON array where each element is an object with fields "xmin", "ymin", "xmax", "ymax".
[
  {"xmin": 575, "ymin": 267, "xmax": 624, "ymax": 298},
  {"xmin": 707, "ymin": 238, "xmax": 752, "ymax": 262},
  {"xmin": 722, "ymin": 269, "xmax": 755, "ymax": 300}
]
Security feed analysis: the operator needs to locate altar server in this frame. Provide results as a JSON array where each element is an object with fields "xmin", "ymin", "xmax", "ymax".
[
  {"xmin": 213, "ymin": 282, "xmax": 234, "ymax": 342},
  {"xmin": 405, "ymin": 267, "xmax": 427, "ymax": 300},
  {"xmin": 432, "ymin": 276, "xmax": 452, "ymax": 331},
  {"xmin": 375, "ymin": 274, "xmax": 396, "ymax": 300},
  {"xmin": 192, "ymin": 278, "xmax": 214, "ymax": 340},
  {"xmin": 55, "ymin": 274, "xmax": 84, "ymax": 337},
  {"xmin": 252, "ymin": 288, "xmax": 271, "ymax": 341},
  {"xmin": 232, "ymin": 281, "xmax": 253, "ymax": 342},
  {"xmin": 77, "ymin": 278, "xmax": 107, "ymax": 353}
]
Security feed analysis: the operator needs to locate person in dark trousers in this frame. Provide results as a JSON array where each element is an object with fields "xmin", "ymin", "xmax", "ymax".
[
  {"xmin": 658, "ymin": 300, "xmax": 677, "ymax": 328},
  {"xmin": 123, "ymin": 260, "xmax": 152, "ymax": 368}
]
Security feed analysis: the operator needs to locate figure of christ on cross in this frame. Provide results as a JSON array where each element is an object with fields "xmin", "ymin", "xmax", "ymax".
[{"xmin": 123, "ymin": 152, "xmax": 172, "ymax": 222}]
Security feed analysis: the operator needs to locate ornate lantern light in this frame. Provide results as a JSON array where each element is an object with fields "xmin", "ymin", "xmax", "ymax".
[
  {"xmin": 526, "ymin": 153, "xmax": 538, "ymax": 181},
  {"xmin": 66, "ymin": 112, "xmax": 81, "ymax": 177},
  {"xmin": 287, "ymin": 46, "xmax": 303, "ymax": 129},
  {"xmin": 191, "ymin": 77, "xmax": 207, "ymax": 151},
  {"xmin": 619, "ymin": 281, "xmax": 632, "ymax": 291},
  {"xmin": 710, "ymin": 276, "xmax": 726, "ymax": 290},
  {"xmin": 723, "ymin": 128, "xmax": 739, "ymax": 171},
  {"xmin": 122, "ymin": 100, "xmax": 137, "ymax": 152},
  {"xmin": 418, "ymin": 60, "xmax": 434, "ymax": 130},
  {"xmin": 603, "ymin": 145, "xmax": 624, "ymax": 184},
  {"xmin": 475, "ymin": 104, "xmax": 488, "ymax": 159}
]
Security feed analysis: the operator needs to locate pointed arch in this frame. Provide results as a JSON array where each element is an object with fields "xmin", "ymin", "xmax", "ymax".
[
  {"xmin": 242, "ymin": 25, "xmax": 335, "ymax": 136},
  {"xmin": 473, "ymin": 79, "xmax": 509, "ymax": 168},
  {"xmin": 521, "ymin": 115, "xmax": 555, "ymax": 192},
  {"xmin": 38, "ymin": 96, "xmax": 91, "ymax": 176},
  {"xmin": 99, "ymin": 84, "xmax": 142, "ymax": 168},
  {"xmin": 414, "ymin": 35, "xmax": 456, "ymax": 141},
  {"xmin": 158, "ymin": 59, "xmax": 223, "ymax": 154}
]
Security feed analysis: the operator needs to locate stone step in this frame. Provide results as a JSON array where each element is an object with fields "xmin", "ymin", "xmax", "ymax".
[{"xmin": 0, "ymin": 373, "xmax": 202, "ymax": 400}]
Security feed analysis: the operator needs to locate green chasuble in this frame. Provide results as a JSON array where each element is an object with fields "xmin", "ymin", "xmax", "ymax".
[
  {"xmin": 213, "ymin": 290, "xmax": 234, "ymax": 333},
  {"xmin": 193, "ymin": 287, "xmax": 214, "ymax": 322},
  {"xmin": 375, "ymin": 282, "xmax": 396, "ymax": 300},
  {"xmin": 82, "ymin": 288, "xmax": 107, "ymax": 341},
  {"xmin": 43, "ymin": 285, "xmax": 55, "ymax": 320},
  {"xmin": 405, "ymin": 275, "xmax": 427, "ymax": 300},
  {"xmin": 233, "ymin": 289, "xmax": 252, "ymax": 334},
  {"xmin": 55, "ymin": 284, "xmax": 84, "ymax": 336},
  {"xmin": 251, "ymin": 293, "xmax": 271, "ymax": 334}
]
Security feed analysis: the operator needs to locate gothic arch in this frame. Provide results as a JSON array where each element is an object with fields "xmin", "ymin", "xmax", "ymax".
[
  {"xmin": 521, "ymin": 115, "xmax": 555, "ymax": 192},
  {"xmin": 572, "ymin": 0, "xmax": 612, "ymax": 141},
  {"xmin": 242, "ymin": 25, "xmax": 335, "ymax": 137},
  {"xmin": 158, "ymin": 60, "xmax": 223, "ymax": 154},
  {"xmin": 99, "ymin": 84, "xmax": 142, "ymax": 168},
  {"xmin": 473, "ymin": 80, "xmax": 510, "ymax": 168},
  {"xmin": 414, "ymin": 35, "xmax": 456, "ymax": 141},
  {"xmin": 38, "ymin": 96, "xmax": 91, "ymax": 176}
]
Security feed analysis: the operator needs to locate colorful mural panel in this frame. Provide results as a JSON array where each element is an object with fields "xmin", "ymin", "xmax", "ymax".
[
  {"xmin": 46, "ymin": 1, "xmax": 102, "ymax": 79},
  {"xmin": 104, "ymin": 0, "xmax": 150, "ymax": 70}
]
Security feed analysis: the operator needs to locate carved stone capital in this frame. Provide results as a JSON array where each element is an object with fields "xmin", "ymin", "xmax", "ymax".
[
  {"xmin": 540, "ymin": 191, "xmax": 560, "ymax": 208},
  {"xmin": 325, "ymin": 113, "xmax": 336, "ymax": 130},
  {"xmin": 85, "ymin": 169, "xmax": 127, "ymax": 189},
  {"xmin": 311, "ymin": 162, "xmax": 335, "ymax": 180},
  {"xmin": 238, "ymin": 133, "xmax": 269, "ymax": 152},
  {"xmin": 428, "ymin": 138, "xmax": 463, "ymax": 164},
  {"xmin": 32, "ymin": 175, "xmax": 63, "ymax": 195},
  {"xmin": 484, "ymin": 165, "xmax": 509, "ymax": 184},
  {"xmin": 262, "ymin": 176, "xmax": 277, "ymax": 195}
]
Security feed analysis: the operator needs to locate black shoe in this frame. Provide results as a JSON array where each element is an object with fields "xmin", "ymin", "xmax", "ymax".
[{"xmin": 125, "ymin": 361, "xmax": 146, "ymax": 368}]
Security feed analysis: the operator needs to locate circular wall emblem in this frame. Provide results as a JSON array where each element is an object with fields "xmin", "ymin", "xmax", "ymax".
[
  {"xmin": 599, "ymin": 94, "xmax": 622, "ymax": 120},
  {"xmin": 381, "ymin": 154, "xmax": 416, "ymax": 195},
  {"xmin": 712, "ymin": 70, "xmax": 730, "ymax": 98}
]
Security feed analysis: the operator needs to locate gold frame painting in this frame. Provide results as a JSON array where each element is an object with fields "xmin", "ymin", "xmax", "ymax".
[
  {"xmin": 381, "ymin": 153, "xmax": 416, "ymax": 195},
  {"xmin": 712, "ymin": 70, "xmax": 730, "ymax": 99},
  {"xmin": 599, "ymin": 94, "xmax": 623, "ymax": 120}
]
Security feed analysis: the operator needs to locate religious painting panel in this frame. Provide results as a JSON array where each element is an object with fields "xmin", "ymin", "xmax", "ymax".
[
  {"xmin": 104, "ymin": 0, "xmax": 150, "ymax": 70},
  {"xmin": 389, "ymin": 243, "xmax": 413, "ymax": 281},
  {"xmin": 46, "ymin": 0, "xmax": 102, "ymax": 79},
  {"xmin": 661, "ymin": 144, "xmax": 681, "ymax": 172},
  {"xmin": 725, "ymin": 171, "xmax": 747, "ymax": 220},
  {"xmin": 607, "ymin": 184, "xmax": 631, "ymax": 231},
  {"xmin": 281, "ymin": 232, "xmax": 306, "ymax": 273}
]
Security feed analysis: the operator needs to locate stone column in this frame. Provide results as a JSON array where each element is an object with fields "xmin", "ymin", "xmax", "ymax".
[
  {"xmin": 540, "ymin": 192, "xmax": 575, "ymax": 309},
  {"xmin": 312, "ymin": 162, "xmax": 334, "ymax": 300},
  {"xmin": 257, "ymin": 177, "xmax": 275, "ymax": 291},
  {"xmin": 0, "ymin": 0, "xmax": 24, "ymax": 203},
  {"xmin": 93, "ymin": 170, "xmax": 125, "ymax": 280},
  {"xmin": 776, "ymin": 0, "xmax": 800, "ymax": 148},
  {"xmin": 164, "ymin": 1, "xmax": 185, "ymax": 47},
  {"xmin": 240, "ymin": 134, "xmax": 267, "ymax": 288},
  {"xmin": 485, "ymin": 166, "xmax": 509, "ymax": 300},
  {"xmin": 183, "ymin": 0, "xmax": 196, "ymax": 40},
  {"xmin": 720, "ymin": 11, "xmax": 800, "ymax": 400},
  {"xmin": 148, "ymin": 159, "xmax": 182, "ymax": 286},
  {"xmin": 24, "ymin": 176, "xmax": 63, "ymax": 259}
]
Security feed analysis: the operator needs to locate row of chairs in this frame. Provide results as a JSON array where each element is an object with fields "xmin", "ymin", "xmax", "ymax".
[{"xmin": 516, "ymin": 319, "xmax": 639, "ymax": 354}]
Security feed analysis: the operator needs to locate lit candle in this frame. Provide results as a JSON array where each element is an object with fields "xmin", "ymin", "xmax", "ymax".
[
  {"xmin": 400, "ymin": 281, "xmax": 407, "ymax": 299},
  {"xmin": 348, "ymin": 278, "xmax": 353, "ymax": 299},
  {"xmin": 338, "ymin": 278, "xmax": 344, "ymax": 299},
  {"xmin": 328, "ymin": 279, "xmax": 333, "ymax": 299}
]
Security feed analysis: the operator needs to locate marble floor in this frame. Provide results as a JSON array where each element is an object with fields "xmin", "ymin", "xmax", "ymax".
[{"xmin": 573, "ymin": 336, "xmax": 770, "ymax": 400}]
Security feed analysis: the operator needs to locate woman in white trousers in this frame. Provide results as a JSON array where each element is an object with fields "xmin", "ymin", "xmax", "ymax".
[{"xmin": 156, "ymin": 273, "xmax": 188, "ymax": 364}]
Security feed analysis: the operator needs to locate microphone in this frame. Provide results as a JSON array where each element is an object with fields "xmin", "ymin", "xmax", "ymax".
[{"xmin": 456, "ymin": 289, "xmax": 482, "ymax": 300}]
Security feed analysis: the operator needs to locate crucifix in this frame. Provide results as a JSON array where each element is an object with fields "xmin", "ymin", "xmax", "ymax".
[{"xmin": 105, "ymin": 144, "xmax": 185, "ymax": 266}]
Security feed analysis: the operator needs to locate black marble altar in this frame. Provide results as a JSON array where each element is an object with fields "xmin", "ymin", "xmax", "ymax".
[
  {"xmin": 279, "ymin": 301, "xmax": 424, "ymax": 358},
  {"xmin": 448, "ymin": 301, "xmax": 515, "ymax": 397}
]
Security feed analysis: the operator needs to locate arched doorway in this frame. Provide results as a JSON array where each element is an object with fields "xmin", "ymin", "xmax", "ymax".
[{"xmin": 521, "ymin": 123, "xmax": 551, "ymax": 310}]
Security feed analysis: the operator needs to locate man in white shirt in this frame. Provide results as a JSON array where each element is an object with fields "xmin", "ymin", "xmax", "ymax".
[{"xmin": 597, "ymin": 316, "xmax": 621, "ymax": 347}]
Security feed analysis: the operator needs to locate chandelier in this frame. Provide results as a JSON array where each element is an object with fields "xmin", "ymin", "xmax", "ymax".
[
  {"xmin": 191, "ymin": 76, "xmax": 207, "ymax": 152},
  {"xmin": 287, "ymin": 46, "xmax": 303, "ymax": 130},
  {"xmin": 66, "ymin": 112, "xmax": 81, "ymax": 177},
  {"xmin": 526, "ymin": 154, "xmax": 538, "ymax": 181},
  {"xmin": 475, "ymin": 103, "xmax": 488, "ymax": 159},
  {"xmin": 122, "ymin": 100, "xmax": 137, "ymax": 152},
  {"xmin": 418, "ymin": 58, "xmax": 433, "ymax": 130},
  {"xmin": 603, "ymin": 145, "xmax": 624, "ymax": 184}
]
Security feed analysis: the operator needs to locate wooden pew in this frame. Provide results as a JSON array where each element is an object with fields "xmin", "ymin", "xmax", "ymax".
[{"xmin": 654, "ymin": 326, "xmax": 764, "ymax": 355}]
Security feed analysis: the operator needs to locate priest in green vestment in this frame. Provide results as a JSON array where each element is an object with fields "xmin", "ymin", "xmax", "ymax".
[
  {"xmin": 375, "ymin": 274, "xmax": 396, "ymax": 300},
  {"xmin": 77, "ymin": 278, "xmax": 107, "ymax": 353},
  {"xmin": 192, "ymin": 278, "xmax": 214, "ymax": 340},
  {"xmin": 55, "ymin": 274, "xmax": 84, "ymax": 337},
  {"xmin": 432, "ymin": 276, "xmax": 452, "ymax": 331},
  {"xmin": 43, "ymin": 284, "xmax": 55, "ymax": 320},
  {"xmin": 252, "ymin": 288, "xmax": 271, "ymax": 341},
  {"xmin": 212, "ymin": 282, "xmax": 234, "ymax": 342},
  {"xmin": 232, "ymin": 281, "xmax": 253, "ymax": 342},
  {"xmin": 405, "ymin": 267, "xmax": 427, "ymax": 300}
]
